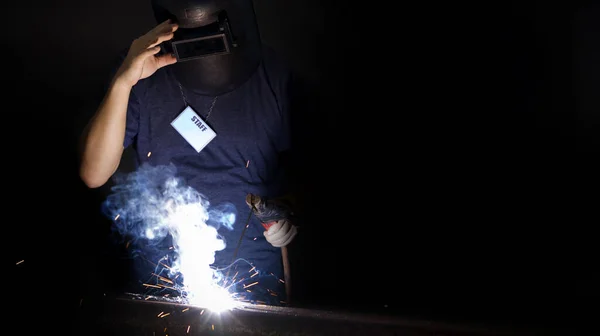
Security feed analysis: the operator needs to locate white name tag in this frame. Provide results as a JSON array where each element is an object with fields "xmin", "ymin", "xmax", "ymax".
[{"xmin": 171, "ymin": 106, "xmax": 217, "ymax": 153}]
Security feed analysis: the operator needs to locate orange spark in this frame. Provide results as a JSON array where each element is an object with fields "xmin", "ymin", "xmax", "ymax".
[{"xmin": 243, "ymin": 281, "xmax": 259, "ymax": 289}]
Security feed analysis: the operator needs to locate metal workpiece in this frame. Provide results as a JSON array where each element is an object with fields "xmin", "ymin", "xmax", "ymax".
[{"xmin": 76, "ymin": 293, "xmax": 532, "ymax": 336}]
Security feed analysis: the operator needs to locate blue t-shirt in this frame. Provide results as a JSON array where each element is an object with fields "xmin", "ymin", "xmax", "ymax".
[{"xmin": 121, "ymin": 47, "xmax": 292, "ymax": 301}]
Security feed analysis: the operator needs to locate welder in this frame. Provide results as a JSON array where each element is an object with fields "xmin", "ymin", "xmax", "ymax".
[{"xmin": 79, "ymin": 0, "xmax": 299, "ymax": 305}]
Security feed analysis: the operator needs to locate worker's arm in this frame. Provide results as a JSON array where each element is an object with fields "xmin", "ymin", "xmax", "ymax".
[
  {"xmin": 79, "ymin": 19, "xmax": 178, "ymax": 188},
  {"xmin": 79, "ymin": 79, "xmax": 132, "ymax": 188}
]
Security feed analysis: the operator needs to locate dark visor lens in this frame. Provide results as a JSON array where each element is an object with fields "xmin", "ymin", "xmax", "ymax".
[{"xmin": 173, "ymin": 35, "xmax": 228, "ymax": 61}]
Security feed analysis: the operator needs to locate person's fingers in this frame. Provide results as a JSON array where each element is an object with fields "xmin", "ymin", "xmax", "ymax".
[
  {"xmin": 275, "ymin": 230, "xmax": 296, "ymax": 247},
  {"xmin": 160, "ymin": 23, "xmax": 179, "ymax": 33},
  {"xmin": 264, "ymin": 223, "xmax": 279, "ymax": 243},
  {"xmin": 272, "ymin": 226, "xmax": 297, "ymax": 247},
  {"xmin": 141, "ymin": 45, "xmax": 162, "ymax": 58},
  {"xmin": 147, "ymin": 25, "xmax": 178, "ymax": 48},
  {"xmin": 270, "ymin": 233, "xmax": 286, "ymax": 246},
  {"xmin": 155, "ymin": 53, "xmax": 177, "ymax": 68},
  {"xmin": 266, "ymin": 220, "xmax": 287, "ymax": 238},
  {"xmin": 264, "ymin": 222, "xmax": 282, "ymax": 237},
  {"xmin": 132, "ymin": 21, "xmax": 177, "ymax": 55},
  {"xmin": 266, "ymin": 220, "xmax": 291, "ymax": 243},
  {"xmin": 150, "ymin": 19, "xmax": 172, "ymax": 33}
]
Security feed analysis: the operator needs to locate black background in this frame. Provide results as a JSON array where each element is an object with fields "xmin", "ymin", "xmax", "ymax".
[{"xmin": 4, "ymin": 0, "xmax": 598, "ymax": 334}]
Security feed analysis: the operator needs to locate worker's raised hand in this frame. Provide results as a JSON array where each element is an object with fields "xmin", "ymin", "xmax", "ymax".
[
  {"xmin": 115, "ymin": 19, "xmax": 179, "ymax": 88},
  {"xmin": 264, "ymin": 219, "xmax": 297, "ymax": 247}
]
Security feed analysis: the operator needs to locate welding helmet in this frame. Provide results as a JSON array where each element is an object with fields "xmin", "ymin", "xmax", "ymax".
[{"xmin": 151, "ymin": 0, "xmax": 262, "ymax": 96}]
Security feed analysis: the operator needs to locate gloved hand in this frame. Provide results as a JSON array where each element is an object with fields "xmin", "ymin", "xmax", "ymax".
[
  {"xmin": 264, "ymin": 219, "xmax": 297, "ymax": 247},
  {"xmin": 246, "ymin": 193, "xmax": 298, "ymax": 247}
]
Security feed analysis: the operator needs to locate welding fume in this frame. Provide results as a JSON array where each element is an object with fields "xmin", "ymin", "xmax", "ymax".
[{"xmin": 79, "ymin": 0, "xmax": 299, "ymax": 311}]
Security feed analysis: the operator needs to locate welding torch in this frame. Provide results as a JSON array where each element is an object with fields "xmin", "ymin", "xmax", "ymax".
[{"xmin": 245, "ymin": 194, "xmax": 296, "ymax": 304}]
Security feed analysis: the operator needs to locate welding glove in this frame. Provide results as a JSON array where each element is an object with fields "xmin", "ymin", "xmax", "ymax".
[
  {"xmin": 246, "ymin": 193, "xmax": 298, "ymax": 247},
  {"xmin": 264, "ymin": 218, "xmax": 297, "ymax": 247}
]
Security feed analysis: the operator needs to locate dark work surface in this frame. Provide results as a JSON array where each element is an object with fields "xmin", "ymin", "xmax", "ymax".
[{"xmin": 72, "ymin": 294, "xmax": 559, "ymax": 336}]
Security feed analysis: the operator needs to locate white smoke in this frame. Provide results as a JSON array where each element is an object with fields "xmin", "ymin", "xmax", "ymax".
[{"xmin": 103, "ymin": 163, "xmax": 240, "ymax": 311}]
